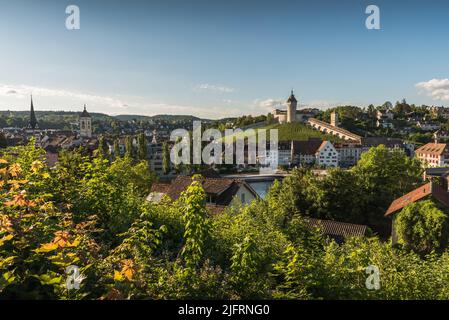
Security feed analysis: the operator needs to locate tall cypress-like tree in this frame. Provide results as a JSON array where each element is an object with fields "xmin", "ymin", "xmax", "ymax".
[
  {"xmin": 113, "ymin": 139, "xmax": 121, "ymax": 159},
  {"xmin": 97, "ymin": 136, "xmax": 109, "ymax": 159},
  {"xmin": 125, "ymin": 136, "xmax": 134, "ymax": 159},
  {"xmin": 137, "ymin": 133, "xmax": 147, "ymax": 161},
  {"xmin": 0, "ymin": 132, "xmax": 7, "ymax": 148},
  {"xmin": 162, "ymin": 142, "xmax": 170, "ymax": 174}
]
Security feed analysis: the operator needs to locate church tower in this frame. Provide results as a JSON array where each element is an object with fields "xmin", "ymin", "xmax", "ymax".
[
  {"xmin": 151, "ymin": 129, "xmax": 158, "ymax": 144},
  {"xmin": 28, "ymin": 95, "xmax": 39, "ymax": 130},
  {"xmin": 79, "ymin": 104, "xmax": 92, "ymax": 138},
  {"xmin": 286, "ymin": 90, "xmax": 297, "ymax": 123}
]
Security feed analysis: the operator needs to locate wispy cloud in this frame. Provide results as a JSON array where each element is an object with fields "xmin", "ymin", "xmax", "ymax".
[
  {"xmin": 416, "ymin": 79, "xmax": 449, "ymax": 101},
  {"xmin": 256, "ymin": 98, "xmax": 285, "ymax": 109},
  {"xmin": 195, "ymin": 83, "xmax": 235, "ymax": 93},
  {"xmin": 303, "ymin": 100, "xmax": 353, "ymax": 109},
  {"xmin": 252, "ymin": 97, "xmax": 357, "ymax": 112},
  {"xmin": 0, "ymin": 83, "xmax": 127, "ymax": 109},
  {"xmin": 0, "ymin": 83, "xmax": 244, "ymax": 119},
  {"xmin": 0, "ymin": 83, "xmax": 354, "ymax": 119}
]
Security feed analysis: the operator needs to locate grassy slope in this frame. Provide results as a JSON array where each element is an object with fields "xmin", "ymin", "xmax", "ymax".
[
  {"xmin": 221, "ymin": 122, "xmax": 342, "ymax": 142},
  {"xmin": 263, "ymin": 122, "xmax": 342, "ymax": 142}
]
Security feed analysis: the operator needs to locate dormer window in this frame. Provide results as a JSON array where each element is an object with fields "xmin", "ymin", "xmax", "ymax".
[{"xmin": 206, "ymin": 194, "xmax": 217, "ymax": 204}]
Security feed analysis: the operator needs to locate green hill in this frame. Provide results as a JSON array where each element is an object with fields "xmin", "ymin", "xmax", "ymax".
[
  {"xmin": 221, "ymin": 122, "xmax": 342, "ymax": 142},
  {"xmin": 263, "ymin": 122, "xmax": 342, "ymax": 142}
]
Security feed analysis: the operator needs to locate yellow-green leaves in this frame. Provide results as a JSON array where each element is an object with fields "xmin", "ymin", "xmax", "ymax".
[
  {"xmin": 35, "ymin": 242, "xmax": 58, "ymax": 253},
  {"xmin": 0, "ymin": 234, "xmax": 13, "ymax": 247}
]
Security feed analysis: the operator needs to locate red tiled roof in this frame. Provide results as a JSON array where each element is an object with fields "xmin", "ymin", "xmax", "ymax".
[
  {"xmin": 148, "ymin": 175, "xmax": 257, "ymax": 207},
  {"xmin": 385, "ymin": 182, "xmax": 449, "ymax": 216},
  {"xmin": 415, "ymin": 143, "xmax": 447, "ymax": 156},
  {"xmin": 385, "ymin": 183, "xmax": 431, "ymax": 216},
  {"xmin": 317, "ymin": 141, "xmax": 329, "ymax": 153}
]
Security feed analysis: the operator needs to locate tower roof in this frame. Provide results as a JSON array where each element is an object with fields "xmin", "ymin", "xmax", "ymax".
[
  {"xmin": 80, "ymin": 104, "xmax": 91, "ymax": 118},
  {"xmin": 28, "ymin": 95, "xmax": 39, "ymax": 130},
  {"xmin": 287, "ymin": 90, "xmax": 297, "ymax": 103}
]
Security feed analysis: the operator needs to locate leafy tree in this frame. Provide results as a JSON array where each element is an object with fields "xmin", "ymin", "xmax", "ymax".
[
  {"xmin": 137, "ymin": 133, "xmax": 147, "ymax": 161},
  {"xmin": 313, "ymin": 168, "xmax": 365, "ymax": 223},
  {"xmin": 351, "ymin": 145, "xmax": 423, "ymax": 235},
  {"xmin": 272, "ymin": 244, "xmax": 314, "ymax": 299},
  {"xmin": 162, "ymin": 142, "xmax": 170, "ymax": 175},
  {"xmin": 179, "ymin": 176, "xmax": 208, "ymax": 272},
  {"xmin": 0, "ymin": 152, "xmax": 99, "ymax": 299},
  {"xmin": 0, "ymin": 133, "xmax": 7, "ymax": 148},
  {"xmin": 266, "ymin": 112, "xmax": 274, "ymax": 125},
  {"xmin": 2, "ymin": 140, "xmax": 449, "ymax": 300},
  {"xmin": 229, "ymin": 235, "xmax": 261, "ymax": 298},
  {"xmin": 96, "ymin": 136, "xmax": 109, "ymax": 159},
  {"xmin": 395, "ymin": 200, "xmax": 449, "ymax": 255},
  {"xmin": 113, "ymin": 139, "xmax": 121, "ymax": 159},
  {"xmin": 125, "ymin": 136, "xmax": 134, "ymax": 159}
]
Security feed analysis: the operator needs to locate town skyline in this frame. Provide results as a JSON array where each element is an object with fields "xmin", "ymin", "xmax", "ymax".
[
  {"xmin": 2, "ymin": 91, "xmax": 449, "ymax": 121},
  {"xmin": 2, "ymin": 0, "xmax": 449, "ymax": 118}
]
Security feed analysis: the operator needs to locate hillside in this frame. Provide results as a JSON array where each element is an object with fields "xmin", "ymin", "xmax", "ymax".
[
  {"xmin": 263, "ymin": 122, "xmax": 342, "ymax": 142},
  {"xmin": 222, "ymin": 122, "xmax": 342, "ymax": 142}
]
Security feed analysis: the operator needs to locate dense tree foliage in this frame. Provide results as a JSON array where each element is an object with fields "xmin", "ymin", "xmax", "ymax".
[
  {"xmin": 0, "ymin": 142, "xmax": 448, "ymax": 300},
  {"xmin": 396, "ymin": 200, "xmax": 449, "ymax": 255}
]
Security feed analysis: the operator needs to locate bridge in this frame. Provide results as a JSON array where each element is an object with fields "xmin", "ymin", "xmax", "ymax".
[{"xmin": 307, "ymin": 118, "xmax": 362, "ymax": 143}]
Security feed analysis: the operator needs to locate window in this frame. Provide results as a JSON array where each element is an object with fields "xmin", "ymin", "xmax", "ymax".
[
  {"xmin": 207, "ymin": 194, "xmax": 217, "ymax": 204},
  {"xmin": 241, "ymin": 193, "xmax": 246, "ymax": 203}
]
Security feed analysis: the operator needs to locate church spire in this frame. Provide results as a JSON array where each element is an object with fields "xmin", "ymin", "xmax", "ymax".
[
  {"xmin": 81, "ymin": 104, "xmax": 91, "ymax": 118},
  {"xmin": 28, "ymin": 95, "xmax": 38, "ymax": 130}
]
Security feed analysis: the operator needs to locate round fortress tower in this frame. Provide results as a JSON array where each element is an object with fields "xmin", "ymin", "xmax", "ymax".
[{"xmin": 286, "ymin": 90, "xmax": 297, "ymax": 123}]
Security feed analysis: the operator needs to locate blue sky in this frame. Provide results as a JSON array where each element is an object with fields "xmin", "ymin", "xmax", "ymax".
[{"xmin": 0, "ymin": 0, "xmax": 449, "ymax": 118}]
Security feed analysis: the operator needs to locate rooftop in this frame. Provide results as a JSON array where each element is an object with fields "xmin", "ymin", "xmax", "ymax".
[
  {"xmin": 306, "ymin": 218, "xmax": 368, "ymax": 243},
  {"xmin": 385, "ymin": 182, "xmax": 449, "ymax": 216},
  {"xmin": 416, "ymin": 143, "xmax": 447, "ymax": 156}
]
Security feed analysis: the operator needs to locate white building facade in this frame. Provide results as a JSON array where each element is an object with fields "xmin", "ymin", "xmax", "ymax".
[{"xmin": 316, "ymin": 141, "xmax": 339, "ymax": 167}]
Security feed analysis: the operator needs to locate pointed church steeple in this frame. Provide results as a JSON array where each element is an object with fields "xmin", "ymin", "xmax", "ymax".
[
  {"xmin": 79, "ymin": 104, "xmax": 92, "ymax": 138},
  {"xmin": 81, "ymin": 104, "xmax": 91, "ymax": 118},
  {"xmin": 28, "ymin": 95, "xmax": 39, "ymax": 130}
]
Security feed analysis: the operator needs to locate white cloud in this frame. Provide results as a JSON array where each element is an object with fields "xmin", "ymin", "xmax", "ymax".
[
  {"xmin": 0, "ymin": 83, "xmax": 248, "ymax": 119},
  {"xmin": 416, "ymin": 79, "xmax": 449, "ymax": 101},
  {"xmin": 303, "ymin": 100, "xmax": 352, "ymax": 109},
  {"xmin": 125, "ymin": 102, "xmax": 250, "ymax": 119},
  {"xmin": 252, "ymin": 98, "xmax": 351, "ymax": 112},
  {"xmin": 0, "ymin": 83, "xmax": 127, "ymax": 109},
  {"xmin": 256, "ymin": 98, "xmax": 285, "ymax": 109},
  {"xmin": 195, "ymin": 83, "xmax": 235, "ymax": 93},
  {"xmin": 0, "ymin": 83, "xmax": 356, "ymax": 119}
]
